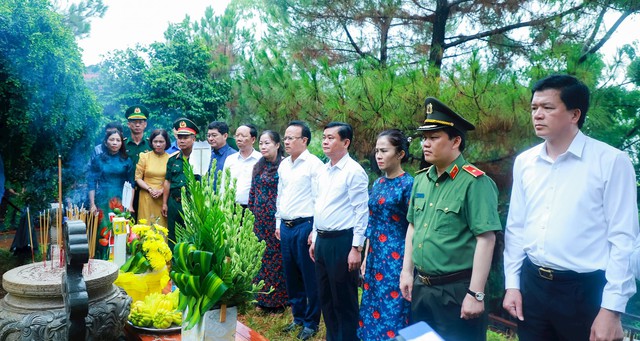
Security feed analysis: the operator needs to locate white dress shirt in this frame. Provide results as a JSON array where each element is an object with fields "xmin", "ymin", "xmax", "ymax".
[
  {"xmin": 504, "ymin": 131, "xmax": 638, "ymax": 312},
  {"xmin": 222, "ymin": 149, "xmax": 261, "ymax": 205},
  {"xmin": 313, "ymin": 153, "xmax": 369, "ymax": 247},
  {"xmin": 632, "ymin": 237, "xmax": 640, "ymax": 280},
  {"xmin": 275, "ymin": 149, "xmax": 324, "ymax": 229}
]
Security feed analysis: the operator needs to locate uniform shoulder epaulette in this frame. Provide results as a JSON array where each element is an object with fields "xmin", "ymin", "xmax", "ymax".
[
  {"xmin": 169, "ymin": 150, "xmax": 180, "ymax": 158},
  {"xmin": 462, "ymin": 164, "xmax": 485, "ymax": 177},
  {"xmin": 415, "ymin": 166, "xmax": 432, "ymax": 174}
]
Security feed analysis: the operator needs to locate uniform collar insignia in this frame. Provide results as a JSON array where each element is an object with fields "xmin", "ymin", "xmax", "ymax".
[{"xmin": 449, "ymin": 164, "xmax": 459, "ymax": 180}]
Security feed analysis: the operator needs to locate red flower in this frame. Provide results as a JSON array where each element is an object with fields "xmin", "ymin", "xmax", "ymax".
[
  {"xmin": 391, "ymin": 251, "xmax": 400, "ymax": 260},
  {"xmin": 373, "ymin": 311, "xmax": 380, "ymax": 319},
  {"xmin": 100, "ymin": 227, "xmax": 108, "ymax": 237},
  {"xmin": 387, "ymin": 331, "xmax": 396, "ymax": 338},
  {"xmin": 375, "ymin": 273, "xmax": 383, "ymax": 281},
  {"xmin": 391, "ymin": 214, "xmax": 400, "ymax": 222},
  {"xmin": 359, "ymin": 320, "xmax": 364, "ymax": 327},
  {"xmin": 378, "ymin": 234, "xmax": 387, "ymax": 242},
  {"xmin": 108, "ymin": 197, "xmax": 124, "ymax": 211},
  {"xmin": 364, "ymin": 283, "xmax": 370, "ymax": 290},
  {"xmin": 380, "ymin": 178, "xmax": 386, "ymax": 183},
  {"xmin": 390, "ymin": 291, "xmax": 399, "ymax": 299},
  {"xmin": 378, "ymin": 197, "xmax": 386, "ymax": 205},
  {"xmin": 98, "ymin": 238, "xmax": 109, "ymax": 246}
]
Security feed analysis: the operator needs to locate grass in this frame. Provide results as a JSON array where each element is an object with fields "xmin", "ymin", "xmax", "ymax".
[
  {"xmin": 239, "ymin": 305, "xmax": 326, "ymax": 340},
  {"xmin": 239, "ymin": 304, "xmax": 517, "ymax": 341}
]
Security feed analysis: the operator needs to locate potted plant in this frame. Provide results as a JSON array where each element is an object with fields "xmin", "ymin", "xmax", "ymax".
[{"xmin": 170, "ymin": 162, "xmax": 267, "ymax": 340}]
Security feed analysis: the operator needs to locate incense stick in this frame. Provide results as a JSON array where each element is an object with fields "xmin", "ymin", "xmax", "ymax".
[{"xmin": 27, "ymin": 207, "xmax": 34, "ymax": 263}]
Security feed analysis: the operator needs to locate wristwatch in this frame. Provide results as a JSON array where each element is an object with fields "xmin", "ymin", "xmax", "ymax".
[
  {"xmin": 353, "ymin": 245, "xmax": 363, "ymax": 252},
  {"xmin": 467, "ymin": 289, "xmax": 485, "ymax": 302}
]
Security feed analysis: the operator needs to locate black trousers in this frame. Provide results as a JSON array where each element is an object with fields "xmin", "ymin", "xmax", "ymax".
[
  {"xmin": 518, "ymin": 257, "xmax": 606, "ymax": 341},
  {"xmin": 315, "ymin": 229, "xmax": 359, "ymax": 341},
  {"xmin": 166, "ymin": 197, "xmax": 182, "ymax": 250},
  {"xmin": 411, "ymin": 277, "xmax": 486, "ymax": 341},
  {"xmin": 280, "ymin": 219, "xmax": 321, "ymax": 329}
]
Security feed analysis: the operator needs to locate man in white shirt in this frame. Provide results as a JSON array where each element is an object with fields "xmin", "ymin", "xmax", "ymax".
[
  {"xmin": 223, "ymin": 124, "xmax": 261, "ymax": 207},
  {"xmin": 310, "ymin": 122, "xmax": 369, "ymax": 341},
  {"xmin": 503, "ymin": 74, "xmax": 638, "ymax": 341},
  {"xmin": 276, "ymin": 121, "xmax": 323, "ymax": 340},
  {"xmin": 632, "ymin": 238, "xmax": 640, "ymax": 280}
]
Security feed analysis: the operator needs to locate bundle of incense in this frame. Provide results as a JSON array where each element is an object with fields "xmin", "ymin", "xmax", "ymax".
[
  {"xmin": 57, "ymin": 155, "xmax": 63, "ymax": 268},
  {"xmin": 85, "ymin": 211, "xmax": 99, "ymax": 260},
  {"xmin": 39, "ymin": 210, "xmax": 50, "ymax": 267},
  {"xmin": 27, "ymin": 207, "xmax": 34, "ymax": 263}
]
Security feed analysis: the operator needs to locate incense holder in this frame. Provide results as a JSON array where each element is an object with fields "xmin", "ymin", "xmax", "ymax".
[{"xmin": 0, "ymin": 260, "xmax": 131, "ymax": 340}]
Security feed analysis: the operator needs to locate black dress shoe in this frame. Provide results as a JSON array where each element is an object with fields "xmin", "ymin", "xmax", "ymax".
[
  {"xmin": 297, "ymin": 327, "xmax": 317, "ymax": 340},
  {"xmin": 282, "ymin": 322, "xmax": 302, "ymax": 333}
]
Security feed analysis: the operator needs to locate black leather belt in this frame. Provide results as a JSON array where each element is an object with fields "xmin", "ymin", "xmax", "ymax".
[
  {"xmin": 316, "ymin": 228, "xmax": 352, "ymax": 238},
  {"xmin": 524, "ymin": 257, "xmax": 603, "ymax": 281},
  {"xmin": 416, "ymin": 268, "xmax": 472, "ymax": 286},
  {"xmin": 282, "ymin": 217, "xmax": 313, "ymax": 228}
]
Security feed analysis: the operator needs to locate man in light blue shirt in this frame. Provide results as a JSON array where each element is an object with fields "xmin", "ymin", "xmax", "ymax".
[{"xmin": 206, "ymin": 121, "xmax": 237, "ymax": 186}]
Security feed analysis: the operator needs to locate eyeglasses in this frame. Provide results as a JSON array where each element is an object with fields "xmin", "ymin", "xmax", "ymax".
[{"xmin": 283, "ymin": 136, "xmax": 302, "ymax": 141}]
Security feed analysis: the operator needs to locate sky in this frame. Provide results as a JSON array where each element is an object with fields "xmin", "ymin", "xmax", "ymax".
[
  {"xmin": 76, "ymin": 0, "xmax": 231, "ymax": 65},
  {"xmin": 75, "ymin": 1, "xmax": 638, "ymax": 67}
]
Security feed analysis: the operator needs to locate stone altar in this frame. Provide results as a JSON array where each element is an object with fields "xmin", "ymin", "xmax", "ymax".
[{"xmin": 0, "ymin": 260, "xmax": 131, "ymax": 340}]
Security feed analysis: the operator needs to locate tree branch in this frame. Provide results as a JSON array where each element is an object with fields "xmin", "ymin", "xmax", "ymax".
[
  {"xmin": 443, "ymin": 3, "xmax": 586, "ymax": 49},
  {"xmin": 340, "ymin": 21, "xmax": 378, "ymax": 62},
  {"xmin": 582, "ymin": 5, "xmax": 607, "ymax": 54},
  {"xmin": 578, "ymin": 9, "xmax": 634, "ymax": 64}
]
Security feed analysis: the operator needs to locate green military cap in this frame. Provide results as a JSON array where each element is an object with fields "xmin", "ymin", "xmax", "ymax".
[
  {"xmin": 417, "ymin": 97, "xmax": 475, "ymax": 134},
  {"xmin": 173, "ymin": 118, "xmax": 199, "ymax": 135},
  {"xmin": 125, "ymin": 105, "xmax": 150, "ymax": 120}
]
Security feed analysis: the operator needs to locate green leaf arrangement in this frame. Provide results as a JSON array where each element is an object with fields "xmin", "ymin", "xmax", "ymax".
[{"xmin": 170, "ymin": 159, "xmax": 267, "ymax": 330}]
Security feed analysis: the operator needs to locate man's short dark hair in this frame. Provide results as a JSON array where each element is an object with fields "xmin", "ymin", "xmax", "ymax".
[
  {"xmin": 288, "ymin": 120, "xmax": 312, "ymax": 146},
  {"xmin": 240, "ymin": 124, "xmax": 258, "ymax": 138},
  {"xmin": 324, "ymin": 122, "xmax": 353, "ymax": 147},
  {"xmin": 105, "ymin": 121, "xmax": 123, "ymax": 133},
  {"xmin": 207, "ymin": 121, "xmax": 230, "ymax": 135},
  {"xmin": 531, "ymin": 74, "xmax": 590, "ymax": 128},
  {"xmin": 441, "ymin": 126, "xmax": 466, "ymax": 153}
]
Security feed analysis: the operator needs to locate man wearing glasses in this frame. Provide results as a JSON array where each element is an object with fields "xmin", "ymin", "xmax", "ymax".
[
  {"xmin": 276, "ymin": 121, "xmax": 323, "ymax": 340},
  {"xmin": 223, "ymin": 124, "xmax": 261, "ymax": 208}
]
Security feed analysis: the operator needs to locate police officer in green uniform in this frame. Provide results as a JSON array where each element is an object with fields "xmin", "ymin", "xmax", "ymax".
[
  {"xmin": 399, "ymin": 97, "xmax": 502, "ymax": 341},
  {"xmin": 162, "ymin": 118, "xmax": 199, "ymax": 247}
]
